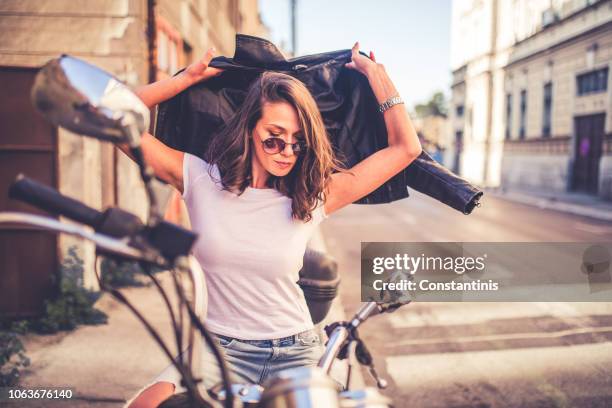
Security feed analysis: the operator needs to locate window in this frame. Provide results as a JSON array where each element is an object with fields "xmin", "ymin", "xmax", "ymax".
[
  {"xmin": 519, "ymin": 90, "xmax": 527, "ymax": 139},
  {"xmin": 157, "ymin": 31, "xmax": 168, "ymax": 72},
  {"xmin": 168, "ymin": 40, "xmax": 178, "ymax": 74},
  {"xmin": 542, "ymin": 82, "xmax": 552, "ymax": 137},
  {"xmin": 456, "ymin": 105, "xmax": 464, "ymax": 117},
  {"xmin": 156, "ymin": 23, "xmax": 181, "ymax": 77},
  {"xmin": 453, "ymin": 130, "xmax": 463, "ymax": 174},
  {"xmin": 183, "ymin": 41, "xmax": 194, "ymax": 66},
  {"xmin": 505, "ymin": 93, "xmax": 512, "ymax": 140},
  {"xmin": 576, "ymin": 67, "xmax": 608, "ymax": 96}
]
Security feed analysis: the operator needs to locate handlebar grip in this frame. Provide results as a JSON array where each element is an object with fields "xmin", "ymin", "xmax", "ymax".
[{"xmin": 9, "ymin": 174, "xmax": 104, "ymax": 228}]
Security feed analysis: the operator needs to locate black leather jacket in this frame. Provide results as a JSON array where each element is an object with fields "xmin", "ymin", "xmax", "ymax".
[{"xmin": 155, "ymin": 34, "xmax": 483, "ymax": 214}]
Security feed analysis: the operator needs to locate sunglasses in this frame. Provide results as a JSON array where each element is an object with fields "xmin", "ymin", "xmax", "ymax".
[{"xmin": 261, "ymin": 137, "xmax": 307, "ymax": 155}]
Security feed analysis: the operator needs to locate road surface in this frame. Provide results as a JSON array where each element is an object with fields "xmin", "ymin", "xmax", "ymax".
[{"xmin": 321, "ymin": 191, "xmax": 612, "ymax": 408}]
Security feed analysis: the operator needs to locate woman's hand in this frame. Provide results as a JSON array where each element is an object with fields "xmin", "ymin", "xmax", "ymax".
[
  {"xmin": 324, "ymin": 42, "xmax": 422, "ymax": 216},
  {"xmin": 181, "ymin": 47, "xmax": 224, "ymax": 86},
  {"xmin": 134, "ymin": 47, "xmax": 223, "ymax": 108},
  {"xmin": 345, "ymin": 42, "xmax": 378, "ymax": 77}
]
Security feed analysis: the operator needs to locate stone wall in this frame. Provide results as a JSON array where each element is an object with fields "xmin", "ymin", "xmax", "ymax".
[
  {"xmin": 598, "ymin": 155, "xmax": 612, "ymax": 199},
  {"xmin": 0, "ymin": 0, "xmax": 149, "ymax": 290},
  {"xmin": 501, "ymin": 154, "xmax": 571, "ymax": 192}
]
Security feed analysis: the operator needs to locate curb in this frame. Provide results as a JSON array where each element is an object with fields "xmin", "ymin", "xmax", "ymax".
[
  {"xmin": 487, "ymin": 190, "xmax": 612, "ymax": 221},
  {"xmin": 309, "ymin": 228, "xmax": 366, "ymax": 389}
]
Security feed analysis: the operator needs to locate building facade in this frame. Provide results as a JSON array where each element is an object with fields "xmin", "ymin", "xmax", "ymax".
[
  {"xmin": 0, "ymin": 0, "xmax": 267, "ymax": 317},
  {"xmin": 449, "ymin": 0, "xmax": 612, "ymax": 200}
]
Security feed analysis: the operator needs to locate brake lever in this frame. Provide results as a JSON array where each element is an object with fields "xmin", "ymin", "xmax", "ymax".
[
  {"xmin": 354, "ymin": 337, "xmax": 388, "ymax": 389},
  {"xmin": 367, "ymin": 366, "xmax": 388, "ymax": 389}
]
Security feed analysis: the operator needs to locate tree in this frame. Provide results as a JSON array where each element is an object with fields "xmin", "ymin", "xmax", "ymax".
[{"xmin": 414, "ymin": 91, "xmax": 448, "ymax": 118}]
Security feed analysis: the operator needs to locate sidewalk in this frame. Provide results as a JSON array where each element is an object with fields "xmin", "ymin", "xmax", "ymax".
[
  {"xmin": 486, "ymin": 187, "xmax": 612, "ymax": 221},
  {"xmin": 14, "ymin": 273, "xmax": 181, "ymax": 407},
  {"xmin": 10, "ymin": 227, "xmax": 357, "ymax": 407}
]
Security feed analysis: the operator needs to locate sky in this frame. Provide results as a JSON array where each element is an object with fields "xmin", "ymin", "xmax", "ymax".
[{"xmin": 257, "ymin": 0, "xmax": 452, "ymax": 109}]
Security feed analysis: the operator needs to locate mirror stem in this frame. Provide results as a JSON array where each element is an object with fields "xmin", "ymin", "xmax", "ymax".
[{"xmin": 120, "ymin": 113, "xmax": 163, "ymax": 226}]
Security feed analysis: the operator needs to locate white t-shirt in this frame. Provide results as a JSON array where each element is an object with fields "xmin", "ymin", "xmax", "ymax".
[{"xmin": 182, "ymin": 153, "xmax": 328, "ymax": 340}]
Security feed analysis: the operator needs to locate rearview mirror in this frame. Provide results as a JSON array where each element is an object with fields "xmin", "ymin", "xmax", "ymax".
[{"xmin": 31, "ymin": 55, "xmax": 149, "ymax": 143}]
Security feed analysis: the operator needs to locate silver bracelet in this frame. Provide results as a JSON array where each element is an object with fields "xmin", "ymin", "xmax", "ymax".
[{"xmin": 378, "ymin": 95, "xmax": 404, "ymax": 113}]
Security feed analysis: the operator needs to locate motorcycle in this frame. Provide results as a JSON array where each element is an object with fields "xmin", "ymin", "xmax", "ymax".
[{"xmin": 0, "ymin": 55, "xmax": 410, "ymax": 408}]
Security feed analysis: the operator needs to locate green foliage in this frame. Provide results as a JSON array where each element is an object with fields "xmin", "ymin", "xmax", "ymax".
[
  {"xmin": 100, "ymin": 256, "xmax": 163, "ymax": 288},
  {"xmin": 60, "ymin": 246, "xmax": 85, "ymax": 284},
  {"xmin": 414, "ymin": 91, "xmax": 448, "ymax": 118},
  {"xmin": 16, "ymin": 246, "xmax": 108, "ymax": 334},
  {"xmin": 0, "ymin": 247, "xmax": 107, "ymax": 387},
  {"xmin": 28, "ymin": 278, "xmax": 108, "ymax": 334},
  {"xmin": 0, "ymin": 246, "xmax": 108, "ymax": 385},
  {"xmin": 0, "ymin": 331, "xmax": 30, "ymax": 386},
  {"xmin": 100, "ymin": 257, "xmax": 146, "ymax": 287}
]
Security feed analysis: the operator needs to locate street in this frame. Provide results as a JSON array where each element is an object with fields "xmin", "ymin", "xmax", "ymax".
[{"xmin": 320, "ymin": 191, "xmax": 612, "ymax": 408}]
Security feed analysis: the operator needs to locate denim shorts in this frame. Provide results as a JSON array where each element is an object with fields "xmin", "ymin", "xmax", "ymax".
[
  {"xmin": 201, "ymin": 329, "xmax": 325, "ymax": 389},
  {"xmin": 155, "ymin": 329, "xmax": 325, "ymax": 391}
]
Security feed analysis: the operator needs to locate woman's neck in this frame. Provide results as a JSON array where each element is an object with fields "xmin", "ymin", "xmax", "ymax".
[{"xmin": 250, "ymin": 159, "xmax": 270, "ymax": 189}]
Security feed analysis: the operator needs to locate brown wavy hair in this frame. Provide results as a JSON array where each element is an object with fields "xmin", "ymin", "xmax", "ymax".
[{"xmin": 204, "ymin": 72, "xmax": 343, "ymax": 222}]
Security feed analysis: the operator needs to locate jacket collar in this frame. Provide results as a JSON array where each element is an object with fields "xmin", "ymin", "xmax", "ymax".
[
  {"xmin": 210, "ymin": 34, "xmax": 351, "ymax": 72},
  {"xmin": 234, "ymin": 34, "xmax": 287, "ymax": 66}
]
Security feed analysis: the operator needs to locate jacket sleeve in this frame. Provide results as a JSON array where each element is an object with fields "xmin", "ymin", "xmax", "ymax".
[
  {"xmin": 336, "ymin": 66, "xmax": 483, "ymax": 214},
  {"xmin": 404, "ymin": 151, "xmax": 483, "ymax": 214}
]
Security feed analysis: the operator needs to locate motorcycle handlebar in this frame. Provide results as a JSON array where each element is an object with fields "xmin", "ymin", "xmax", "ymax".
[
  {"xmin": 9, "ymin": 174, "xmax": 145, "ymax": 239},
  {"xmin": 0, "ymin": 211, "xmax": 165, "ymax": 265},
  {"xmin": 10, "ymin": 174, "xmax": 104, "ymax": 228}
]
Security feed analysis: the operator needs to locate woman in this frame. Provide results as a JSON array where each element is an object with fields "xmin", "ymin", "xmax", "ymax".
[{"xmin": 127, "ymin": 42, "xmax": 421, "ymax": 408}]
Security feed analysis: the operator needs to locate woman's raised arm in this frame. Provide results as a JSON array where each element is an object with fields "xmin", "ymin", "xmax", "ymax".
[
  {"xmin": 134, "ymin": 47, "xmax": 223, "ymax": 108},
  {"xmin": 117, "ymin": 48, "xmax": 223, "ymax": 192},
  {"xmin": 324, "ymin": 42, "xmax": 422, "ymax": 215},
  {"xmin": 115, "ymin": 132, "xmax": 185, "ymax": 192}
]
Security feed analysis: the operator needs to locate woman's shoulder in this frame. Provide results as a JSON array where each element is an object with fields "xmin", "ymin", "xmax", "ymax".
[
  {"xmin": 308, "ymin": 198, "xmax": 328, "ymax": 225},
  {"xmin": 182, "ymin": 152, "xmax": 220, "ymax": 199},
  {"xmin": 184, "ymin": 152, "xmax": 219, "ymax": 178}
]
